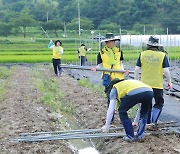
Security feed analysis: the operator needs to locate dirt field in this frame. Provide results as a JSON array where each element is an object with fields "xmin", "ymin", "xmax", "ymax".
[{"xmin": 0, "ymin": 64, "xmax": 180, "ymax": 154}]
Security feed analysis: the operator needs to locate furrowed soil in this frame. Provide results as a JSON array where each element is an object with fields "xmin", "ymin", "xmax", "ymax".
[{"xmin": 0, "ymin": 64, "xmax": 180, "ymax": 154}]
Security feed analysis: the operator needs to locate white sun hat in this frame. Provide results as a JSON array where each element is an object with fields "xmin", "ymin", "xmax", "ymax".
[{"xmin": 100, "ymin": 33, "xmax": 120, "ymax": 43}]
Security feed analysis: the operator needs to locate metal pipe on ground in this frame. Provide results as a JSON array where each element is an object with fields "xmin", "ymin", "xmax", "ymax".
[
  {"xmin": 60, "ymin": 64, "xmax": 134, "ymax": 73},
  {"xmin": 19, "ymin": 127, "xmax": 123, "ymax": 137},
  {"xmin": 10, "ymin": 129, "xmax": 180, "ymax": 142},
  {"xmin": 10, "ymin": 132, "xmax": 125, "ymax": 142},
  {"xmin": 17, "ymin": 121, "xmax": 177, "ymax": 138},
  {"xmin": 9, "ymin": 121, "xmax": 178, "ymax": 142}
]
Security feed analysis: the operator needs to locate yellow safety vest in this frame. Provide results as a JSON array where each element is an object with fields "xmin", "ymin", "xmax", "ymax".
[
  {"xmin": 140, "ymin": 50, "xmax": 165, "ymax": 89},
  {"xmin": 114, "ymin": 80, "xmax": 152, "ymax": 102},
  {"xmin": 79, "ymin": 46, "xmax": 86, "ymax": 56},
  {"xmin": 100, "ymin": 45, "xmax": 124, "ymax": 80},
  {"xmin": 52, "ymin": 46, "xmax": 63, "ymax": 59}
]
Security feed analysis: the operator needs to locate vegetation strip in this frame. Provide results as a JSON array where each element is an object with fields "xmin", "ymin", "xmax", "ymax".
[
  {"xmin": 0, "ymin": 66, "xmax": 16, "ymax": 101},
  {"xmin": 32, "ymin": 67, "xmax": 73, "ymax": 113}
]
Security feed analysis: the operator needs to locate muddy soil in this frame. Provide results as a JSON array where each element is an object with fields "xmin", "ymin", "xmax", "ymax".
[
  {"xmin": 0, "ymin": 64, "xmax": 180, "ymax": 154},
  {"xmin": 0, "ymin": 66, "xmax": 72, "ymax": 154},
  {"xmin": 67, "ymin": 61, "xmax": 180, "ymax": 125}
]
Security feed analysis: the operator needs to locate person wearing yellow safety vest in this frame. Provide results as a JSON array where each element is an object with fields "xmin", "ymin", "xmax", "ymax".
[
  {"xmin": 78, "ymin": 44, "xmax": 87, "ymax": 66},
  {"xmin": 101, "ymin": 79, "xmax": 153, "ymax": 142},
  {"xmin": 133, "ymin": 36, "xmax": 172, "ymax": 127},
  {"xmin": 91, "ymin": 33, "xmax": 128, "ymax": 122},
  {"xmin": 48, "ymin": 40, "xmax": 63, "ymax": 76}
]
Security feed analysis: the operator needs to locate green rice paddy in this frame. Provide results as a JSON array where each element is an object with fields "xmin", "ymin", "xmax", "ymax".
[{"xmin": 0, "ymin": 37, "xmax": 179, "ymax": 63}]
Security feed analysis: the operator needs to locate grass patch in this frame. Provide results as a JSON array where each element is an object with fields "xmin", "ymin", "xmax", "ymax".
[
  {"xmin": 78, "ymin": 78, "xmax": 106, "ymax": 97},
  {"xmin": 0, "ymin": 66, "xmax": 16, "ymax": 101},
  {"xmin": 128, "ymin": 105, "xmax": 139, "ymax": 119},
  {"xmin": 0, "ymin": 55, "xmax": 52, "ymax": 63},
  {"xmin": 32, "ymin": 68, "xmax": 73, "ymax": 113},
  {"xmin": 0, "ymin": 66, "xmax": 14, "ymax": 79}
]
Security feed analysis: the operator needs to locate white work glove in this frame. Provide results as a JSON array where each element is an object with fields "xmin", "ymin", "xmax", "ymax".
[
  {"xmin": 101, "ymin": 125, "xmax": 109, "ymax": 133},
  {"xmin": 87, "ymin": 48, "xmax": 91, "ymax": 51}
]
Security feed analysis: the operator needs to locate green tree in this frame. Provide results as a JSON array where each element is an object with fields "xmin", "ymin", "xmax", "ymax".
[
  {"xmin": 30, "ymin": 0, "xmax": 59, "ymax": 22},
  {"xmin": 111, "ymin": 0, "xmax": 133, "ymax": 29},
  {"xmin": 81, "ymin": 0, "xmax": 110, "ymax": 28},
  {"xmin": 58, "ymin": 0, "xmax": 77, "ymax": 23},
  {"xmin": 80, "ymin": 18, "xmax": 94, "ymax": 30},
  {"xmin": 160, "ymin": 0, "xmax": 180, "ymax": 34},
  {"xmin": 0, "ymin": 22, "xmax": 12, "ymax": 37},
  {"xmin": 66, "ymin": 18, "xmax": 94, "ymax": 32},
  {"xmin": 11, "ymin": 1, "xmax": 26, "ymax": 12},
  {"xmin": 0, "ymin": 0, "xmax": 179, "ymax": 35},
  {"xmin": 13, "ymin": 8, "xmax": 36, "ymax": 38},
  {"xmin": 2, "ymin": 0, "xmax": 18, "ymax": 4},
  {"xmin": 41, "ymin": 20, "xmax": 63, "ymax": 38},
  {"xmin": 98, "ymin": 20, "xmax": 119, "ymax": 32},
  {"xmin": 131, "ymin": 0, "xmax": 158, "ymax": 23}
]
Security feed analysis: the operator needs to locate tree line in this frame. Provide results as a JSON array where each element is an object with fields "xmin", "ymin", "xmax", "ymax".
[{"xmin": 0, "ymin": 0, "xmax": 179, "ymax": 38}]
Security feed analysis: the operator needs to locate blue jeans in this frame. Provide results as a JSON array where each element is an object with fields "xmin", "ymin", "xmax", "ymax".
[{"xmin": 118, "ymin": 91, "xmax": 153, "ymax": 121}]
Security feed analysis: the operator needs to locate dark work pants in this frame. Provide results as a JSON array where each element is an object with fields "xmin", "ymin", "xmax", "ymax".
[
  {"xmin": 104, "ymin": 85, "xmax": 111, "ymax": 107},
  {"xmin": 52, "ymin": 58, "xmax": 61, "ymax": 75},
  {"xmin": 118, "ymin": 91, "xmax": 153, "ymax": 122},
  {"xmin": 152, "ymin": 88, "xmax": 164, "ymax": 110},
  {"xmin": 80, "ymin": 56, "xmax": 86, "ymax": 66}
]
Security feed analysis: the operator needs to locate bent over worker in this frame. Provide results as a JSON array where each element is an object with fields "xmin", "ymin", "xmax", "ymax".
[
  {"xmin": 101, "ymin": 79, "xmax": 153, "ymax": 141},
  {"xmin": 48, "ymin": 40, "xmax": 63, "ymax": 76},
  {"xmin": 133, "ymin": 36, "xmax": 172, "ymax": 126}
]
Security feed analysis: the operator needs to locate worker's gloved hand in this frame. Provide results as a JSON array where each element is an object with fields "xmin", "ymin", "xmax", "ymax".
[
  {"xmin": 91, "ymin": 67, "xmax": 97, "ymax": 72},
  {"xmin": 101, "ymin": 125, "xmax": 109, "ymax": 133},
  {"xmin": 132, "ymin": 122, "xmax": 138, "ymax": 127},
  {"xmin": 87, "ymin": 48, "xmax": 91, "ymax": 51},
  {"xmin": 168, "ymin": 82, "xmax": 172, "ymax": 90},
  {"xmin": 124, "ymin": 70, "xmax": 129, "ymax": 76}
]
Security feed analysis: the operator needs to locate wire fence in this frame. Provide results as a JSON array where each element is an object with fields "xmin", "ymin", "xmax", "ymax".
[
  {"xmin": 120, "ymin": 34, "xmax": 180, "ymax": 65},
  {"xmin": 71, "ymin": 34, "xmax": 180, "ymax": 66}
]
